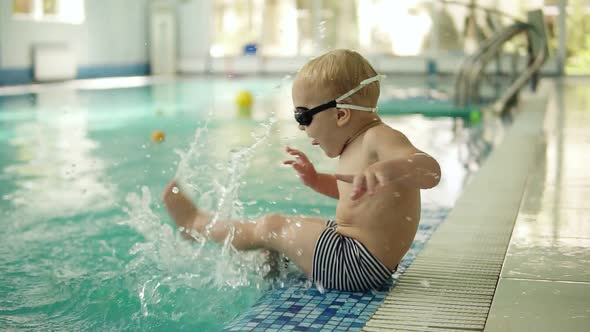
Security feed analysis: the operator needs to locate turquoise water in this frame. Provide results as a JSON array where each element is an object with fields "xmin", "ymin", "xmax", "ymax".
[{"xmin": 0, "ymin": 77, "xmax": 479, "ymax": 331}]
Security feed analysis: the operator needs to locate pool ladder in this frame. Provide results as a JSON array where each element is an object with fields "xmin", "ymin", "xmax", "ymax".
[{"xmin": 454, "ymin": 9, "xmax": 548, "ymax": 115}]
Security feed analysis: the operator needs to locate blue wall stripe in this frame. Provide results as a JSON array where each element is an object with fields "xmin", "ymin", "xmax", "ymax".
[
  {"xmin": 0, "ymin": 68, "xmax": 34, "ymax": 86},
  {"xmin": 77, "ymin": 63, "xmax": 150, "ymax": 79},
  {"xmin": 0, "ymin": 63, "xmax": 150, "ymax": 86}
]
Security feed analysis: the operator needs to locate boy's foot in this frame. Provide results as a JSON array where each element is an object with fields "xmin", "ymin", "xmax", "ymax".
[{"xmin": 162, "ymin": 180, "xmax": 202, "ymax": 233}]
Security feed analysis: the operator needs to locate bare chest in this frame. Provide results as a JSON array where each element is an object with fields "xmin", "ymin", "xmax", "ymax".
[{"xmin": 337, "ymin": 143, "xmax": 375, "ymax": 179}]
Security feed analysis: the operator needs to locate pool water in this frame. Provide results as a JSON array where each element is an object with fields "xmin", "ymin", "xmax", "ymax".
[{"xmin": 0, "ymin": 77, "xmax": 487, "ymax": 331}]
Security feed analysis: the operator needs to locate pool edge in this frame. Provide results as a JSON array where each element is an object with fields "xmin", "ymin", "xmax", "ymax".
[{"xmin": 362, "ymin": 86, "xmax": 551, "ymax": 331}]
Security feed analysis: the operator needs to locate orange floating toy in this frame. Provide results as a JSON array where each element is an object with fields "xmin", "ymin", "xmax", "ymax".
[{"xmin": 151, "ymin": 130, "xmax": 166, "ymax": 143}]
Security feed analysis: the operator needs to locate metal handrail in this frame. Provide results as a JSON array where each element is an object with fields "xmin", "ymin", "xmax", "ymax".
[
  {"xmin": 489, "ymin": 29, "xmax": 547, "ymax": 114},
  {"xmin": 465, "ymin": 23, "xmax": 533, "ymax": 104},
  {"xmin": 438, "ymin": 1, "xmax": 548, "ymax": 115},
  {"xmin": 454, "ymin": 22, "xmax": 528, "ymax": 107},
  {"xmin": 455, "ymin": 16, "xmax": 547, "ymax": 114},
  {"xmin": 439, "ymin": 0, "xmax": 526, "ymax": 24}
]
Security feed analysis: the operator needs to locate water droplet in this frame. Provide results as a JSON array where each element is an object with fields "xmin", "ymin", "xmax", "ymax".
[
  {"xmin": 315, "ymin": 281, "xmax": 325, "ymax": 294},
  {"xmin": 172, "ymin": 186, "xmax": 179, "ymax": 194}
]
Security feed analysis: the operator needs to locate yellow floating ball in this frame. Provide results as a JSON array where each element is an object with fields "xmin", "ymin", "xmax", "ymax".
[
  {"xmin": 151, "ymin": 130, "xmax": 166, "ymax": 143},
  {"xmin": 235, "ymin": 90, "xmax": 253, "ymax": 109}
]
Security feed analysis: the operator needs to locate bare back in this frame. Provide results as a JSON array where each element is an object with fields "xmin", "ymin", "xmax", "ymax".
[{"xmin": 334, "ymin": 123, "xmax": 421, "ymax": 271}]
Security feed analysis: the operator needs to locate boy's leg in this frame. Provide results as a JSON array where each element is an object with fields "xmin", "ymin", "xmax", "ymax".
[
  {"xmin": 162, "ymin": 181, "xmax": 327, "ymax": 277},
  {"xmin": 251, "ymin": 213, "xmax": 327, "ymax": 277}
]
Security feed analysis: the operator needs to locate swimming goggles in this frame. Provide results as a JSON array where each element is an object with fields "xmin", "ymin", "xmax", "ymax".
[{"xmin": 294, "ymin": 74, "xmax": 383, "ymax": 126}]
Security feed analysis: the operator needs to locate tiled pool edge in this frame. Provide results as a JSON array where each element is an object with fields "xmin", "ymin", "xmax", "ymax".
[
  {"xmin": 362, "ymin": 92, "xmax": 550, "ymax": 331},
  {"xmin": 223, "ymin": 208, "xmax": 451, "ymax": 332}
]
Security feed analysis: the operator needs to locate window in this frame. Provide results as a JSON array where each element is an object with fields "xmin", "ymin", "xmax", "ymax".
[
  {"xmin": 12, "ymin": 0, "xmax": 85, "ymax": 24},
  {"xmin": 566, "ymin": 0, "xmax": 590, "ymax": 74},
  {"xmin": 208, "ymin": 0, "xmax": 564, "ymax": 60}
]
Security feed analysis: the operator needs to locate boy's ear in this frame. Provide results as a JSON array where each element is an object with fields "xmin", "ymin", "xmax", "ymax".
[{"xmin": 335, "ymin": 108, "xmax": 351, "ymax": 127}]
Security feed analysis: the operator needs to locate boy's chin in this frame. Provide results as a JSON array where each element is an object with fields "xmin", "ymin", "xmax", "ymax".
[{"xmin": 322, "ymin": 148, "xmax": 341, "ymax": 158}]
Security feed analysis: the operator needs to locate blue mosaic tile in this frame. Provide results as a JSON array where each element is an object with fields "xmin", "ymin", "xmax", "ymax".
[{"xmin": 223, "ymin": 207, "xmax": 450, "ymax": 332}]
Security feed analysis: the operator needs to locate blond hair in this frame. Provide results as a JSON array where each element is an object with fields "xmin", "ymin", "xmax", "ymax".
[{"xmin": 296, "ymin": 49, "xmax": 380, "ymax": 106}]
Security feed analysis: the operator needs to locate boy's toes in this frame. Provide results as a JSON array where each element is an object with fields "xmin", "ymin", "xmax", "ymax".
[{"xmin": 162, "ymin": 180, "xmax": 180, "ymax": 201}]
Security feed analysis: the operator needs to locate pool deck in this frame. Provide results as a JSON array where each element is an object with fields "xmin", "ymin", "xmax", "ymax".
[
  {"xmin": 484, "ymin": 78, "xmax": 590, "ymax": 331},
  {"xmin": 363, "ymin": 77, "xmax": 590, "ymax": 331}
]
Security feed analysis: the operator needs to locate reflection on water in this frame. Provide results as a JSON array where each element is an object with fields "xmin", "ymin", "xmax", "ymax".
[{"xmin": 2, "ymin": 90, "xmax": 115, "ymax": 222}]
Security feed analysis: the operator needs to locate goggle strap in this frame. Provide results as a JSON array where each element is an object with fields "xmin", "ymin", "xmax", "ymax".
[
  {"xmin": 336, "ymin": 104, "xmax": 378, "ymax": 112},
  {"xmin": 335, "ymin": 74, "xmax": 384, "ymax": 102}
]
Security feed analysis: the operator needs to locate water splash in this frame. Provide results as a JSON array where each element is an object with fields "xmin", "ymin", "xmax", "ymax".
[
  {"xmin": 120, "ymin": 117, "xmax": 280, "ymax": 320},
  {"xmin": 204, "ymin": 118, "xmax": 277, "ymax": 244}
]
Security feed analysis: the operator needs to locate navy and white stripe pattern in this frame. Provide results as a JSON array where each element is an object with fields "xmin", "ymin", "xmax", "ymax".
[{"xmin": 312, "ymin": 220, "xmax": 394, "ymax": 292}]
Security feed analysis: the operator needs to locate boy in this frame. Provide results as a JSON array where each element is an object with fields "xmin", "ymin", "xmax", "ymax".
[{"xmin": 162, "ymin": 49, "xmax": 441, "ymax": 292}]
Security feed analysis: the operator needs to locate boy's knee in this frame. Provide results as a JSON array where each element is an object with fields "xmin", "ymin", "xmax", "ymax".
[{"xmin": 256, "ymin": 213, "xmax": 287, "ymax": 240}]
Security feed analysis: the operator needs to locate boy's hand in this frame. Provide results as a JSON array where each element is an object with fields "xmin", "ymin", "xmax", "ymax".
[
  {"xmin": 283, "ymin": 146, "xmax": 319, "ymax": 187},
  {"xmin": 335, "ymin": 162, "xmax": 406, "ymax": 200}
]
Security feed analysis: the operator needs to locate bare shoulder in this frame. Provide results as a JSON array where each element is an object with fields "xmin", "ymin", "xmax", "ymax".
[
  {"xmin": 364, "ymin": 122, "xmax": 419, "ymax": 160},
  {"xmin": 364, "ymin": 122, "xmax": 412, "ymax": 147}
]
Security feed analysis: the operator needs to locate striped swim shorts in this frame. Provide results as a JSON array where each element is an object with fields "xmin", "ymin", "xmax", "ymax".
[{"xmin": 311, "ymin": 220, "xmax": 394, "ymax": 292}]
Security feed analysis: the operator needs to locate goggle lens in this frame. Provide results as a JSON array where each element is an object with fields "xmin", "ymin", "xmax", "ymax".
[{"xmin": 294, "ymin": 107, "xmax": 312, "ymax": 126}]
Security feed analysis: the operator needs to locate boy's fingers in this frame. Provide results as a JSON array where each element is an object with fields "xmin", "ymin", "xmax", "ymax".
[
  {"xmin": 366, "ymin": 172, "xmax": 377, "ymax": 195},
  {"xmin": 350, "ymin": 187, "xmax": 366, "ymax": 200},
  {"xmin": 375, "ymin": 173, "xmax": 387, "ymax": 187},
  {"xmin": 352, "ymin": 174, "xmax": 366, "ymax": 191},
  {"xmin": 283, "ymin": 160, "xmax": 304, "ymax": 172},
  {"xmin": 284, "ymin": 159, "xmax": 306, "ymax": 166},
  {"xmin": 288, "ymin": 150, "xmax": 310, "ymax": 162},
  {"xmin": 286, "ymin": 146, "xmax": 300, "ymax": 154},
  {"xmin": 286, "ymin": 146, "xmax": 305, "ymax": 155},
  {"xmin": 335, "ymin": 174, "xmax": 354, "ymax": 183}
]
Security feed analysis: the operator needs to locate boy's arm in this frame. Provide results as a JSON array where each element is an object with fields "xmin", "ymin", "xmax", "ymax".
[
  {"xmin": 309, "ymin": 173, "xmax": 339, "ymax": 199},
  {"xmin": 284, "ymin": 146, "xmax": 339, "ymax": 199},
  {"xmin": 373, "ymin": 129, "xmax": 441, "ymax": 189},
  {"xmin": 378, "ymin": 151, "xmax": 441, "ymax": 189},
  {"xmin": 337, "ymin": 128, "xmax": 441, "ymax": 200}
]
